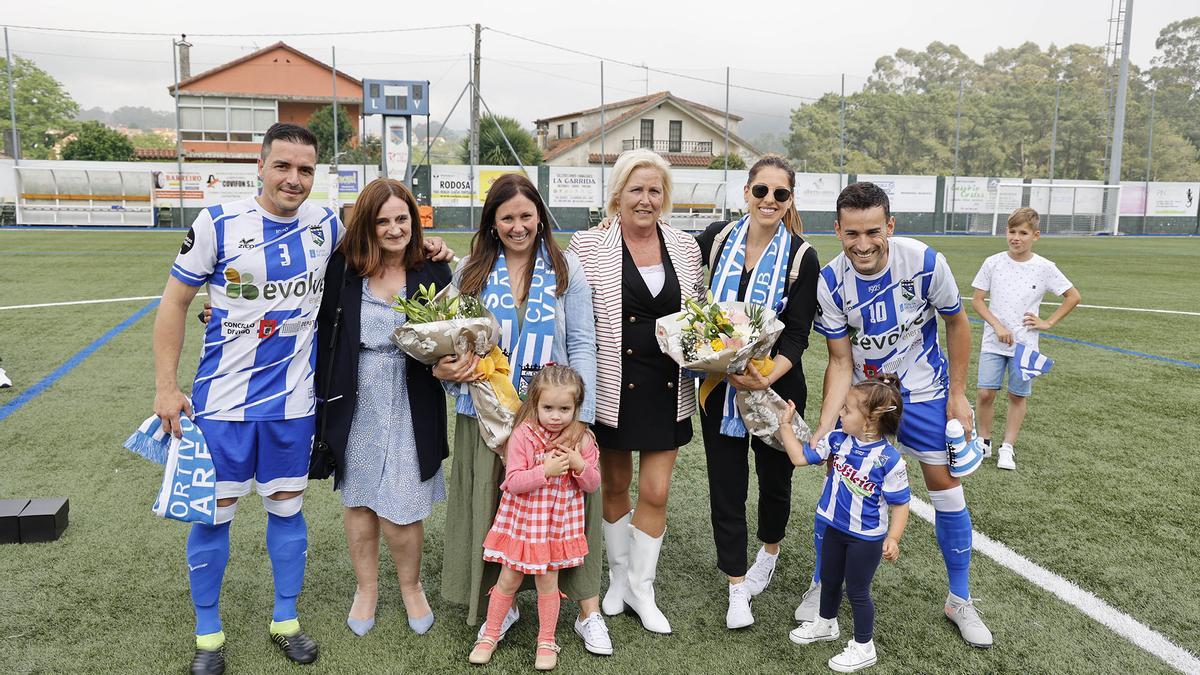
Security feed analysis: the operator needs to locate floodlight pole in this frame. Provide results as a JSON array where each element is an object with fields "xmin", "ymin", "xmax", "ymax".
[
  {"xmin": 1144, "ymin": 88, "xmax": 1154, "ymax": 182},
  {"xmin": 332, "ymin": 46, "xmax": 338, "ymax": 173},
  {"xmin": 5, "ymin": 27, "xmax": 19, "ymax": 164},
  {"xmin": 723, "ymin": 66, "xmax": 730, "ymax": 219},
  {"xmin": 839, "ymin": 73, "xmax": 846, "ymax": 188},
  {"xmin": 172, "ymin": 37, "xmax": 185, "ymax": 219},
  {"xmin": 600, "ymin": 61, "xmax": 606, "ymax": 198},
  {"xmin": 1105, "ymin": 0, "xmax": 1134, "ymax": 234},
  {"xmin": 950, "ymin": 77, "xmax": 963, "ymax": 231}
]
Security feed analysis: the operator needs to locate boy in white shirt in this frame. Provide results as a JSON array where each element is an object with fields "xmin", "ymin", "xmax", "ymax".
[{"xmin": 971, "ymin": 208, "xmax": 1081, "ymax": 470}]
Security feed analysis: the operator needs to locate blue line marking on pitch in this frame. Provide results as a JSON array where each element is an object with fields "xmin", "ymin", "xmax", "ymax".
[
  {"xmin": 965, "ymin": 318, "xmax": 1200, "ymax": 369},
  {"xmin": 0, "ymin": 300, "xmax": 160, "ymax": 424}
]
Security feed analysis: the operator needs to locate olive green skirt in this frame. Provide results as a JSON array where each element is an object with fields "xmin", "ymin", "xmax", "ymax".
[{"xmin": 440, "ymin": 414, "xmax": 602, "ymax": 625}]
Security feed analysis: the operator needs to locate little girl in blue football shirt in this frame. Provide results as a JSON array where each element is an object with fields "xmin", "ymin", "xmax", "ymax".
[{"xmin": 779, "ymin": 374, "xmax": 911, "ymax": 673}]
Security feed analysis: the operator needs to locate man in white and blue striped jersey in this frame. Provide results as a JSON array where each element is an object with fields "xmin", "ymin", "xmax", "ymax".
[{"xmin": 799, "ymin": 181, "xmax": 994, "ymax": 649}]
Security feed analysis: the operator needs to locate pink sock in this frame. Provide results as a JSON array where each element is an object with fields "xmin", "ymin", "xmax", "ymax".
[
  {"xmin": 537, "ymin": 592, "xmax": 561, "ymax": 648},
  {"xmin": 482, "ymin": 587, "xmax": 515, "ymax": 641}
]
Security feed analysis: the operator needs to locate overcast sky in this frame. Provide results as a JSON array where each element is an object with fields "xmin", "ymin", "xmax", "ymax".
[{"xmin": 3, "ymin": 0, "xmax": 1194, "ymax": 137}]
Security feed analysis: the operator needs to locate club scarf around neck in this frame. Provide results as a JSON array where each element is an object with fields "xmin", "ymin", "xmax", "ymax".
[
  {"xmin": 709, "ymin": 215, "xmax": 792, "ymax": 436},
  {"xmin": 483, "ymin": 243, "xmax": 559, "ymax": 399}
]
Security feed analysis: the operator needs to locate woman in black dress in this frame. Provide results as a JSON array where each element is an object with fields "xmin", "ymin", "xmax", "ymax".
[{"xmin": 569, "ymin": 149, "xmax": 705, "ymax": 635}]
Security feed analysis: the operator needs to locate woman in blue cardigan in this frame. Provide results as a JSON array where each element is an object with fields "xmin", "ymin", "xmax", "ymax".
[{"xmin": 315, "ymin": 178, "xmax": 451, "ymax": 637}]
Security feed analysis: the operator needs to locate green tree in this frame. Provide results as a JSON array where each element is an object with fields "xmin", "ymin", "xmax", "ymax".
[
  {"xmin": 129, "ymin": 132, "xmax": 176, "ymax": 152},
  {"xmin": 306, "ymin": 104, "xmax": 354, "ymax": 163},
  {"xmin": 60, "ymin": 121, "xmax": 135, "ymax": 161},
  {"xmin": 458, "ymin": 115, "xmax": 542, "ymax": 165},
  {"xmin": 0, "ymin": 55, "xmax": 80, "ymax": 159},
  {"xmin": 1149, "ymin": 17, "xmax": 1200, "ymax": 151},
  {"xmin": 708, "ymin": 152, "xmax": 746, "ymax": 170},
  {"xmin": 338, "ymin": 135, "xmax": 381, "ymax": 166}
]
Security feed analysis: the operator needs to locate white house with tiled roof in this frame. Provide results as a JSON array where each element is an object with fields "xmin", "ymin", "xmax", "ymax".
[{"xmin": 534, "ymin": 91, "xmax": 760, "ymax": 167}]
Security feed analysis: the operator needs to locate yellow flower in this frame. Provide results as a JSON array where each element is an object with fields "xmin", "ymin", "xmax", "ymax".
[{"xmin": 710, "ymin": 338, "xmax": 726, "ymax": 351}]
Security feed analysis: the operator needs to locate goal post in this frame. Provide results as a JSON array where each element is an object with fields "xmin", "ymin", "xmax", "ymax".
[{"xmin": 991, "ymin": 182, "xmax": 1122, "ymax": 236}]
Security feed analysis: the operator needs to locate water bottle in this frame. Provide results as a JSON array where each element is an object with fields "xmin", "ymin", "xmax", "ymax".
[{"xmin": 946, "ymin": 419, "xmax": 984, "ymax": 478}]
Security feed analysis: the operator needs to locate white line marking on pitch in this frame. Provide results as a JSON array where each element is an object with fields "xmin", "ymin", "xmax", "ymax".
[
  {"xmin": 909, "ymin": 498, "xmax": 1200, "ymax": 674},
  {"xmin": 0, "ymin": 293, "xmax": 207, "ymax": 311},
  {"xmin": 961, "ymin": 296, "xmax": 1200, "ymax": 317}
]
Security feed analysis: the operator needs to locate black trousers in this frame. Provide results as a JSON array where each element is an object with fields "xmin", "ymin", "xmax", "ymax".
[
  {"xmin": 819, "ymin": 526, "xmax": 883, "ymax": 643},
  {"xmin": 700, "ymin": 384, "xmax": 795, "ymax": 577}
]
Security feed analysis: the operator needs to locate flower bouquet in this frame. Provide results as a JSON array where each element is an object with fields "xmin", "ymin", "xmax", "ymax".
[
  {"xmin": 391, "ymin": 284, "xmax": 520, "ymax": 450},
  {"xmin": 654, "ymin": 295, "xmax": 810, "ymax": 450}
]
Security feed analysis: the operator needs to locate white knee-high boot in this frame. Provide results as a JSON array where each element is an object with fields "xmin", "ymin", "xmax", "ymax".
[
  {"xmin": 601, "ymin": 511, "xmax": 633, "ymax": 616},
  {"xmin": 625, "ymin": 523, "xmax": 672, "ymax": 634}
]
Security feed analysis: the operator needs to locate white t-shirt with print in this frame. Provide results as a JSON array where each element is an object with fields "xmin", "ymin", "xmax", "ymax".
[{"xmin": 971, "ymin": 252, "xmax": 1073, "ymax": 356}]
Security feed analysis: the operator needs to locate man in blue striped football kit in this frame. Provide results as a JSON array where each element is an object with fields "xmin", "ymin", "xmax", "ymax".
[
  {"xmin": 796, "ymin": 182, "xmax": 993, "ymax": 649},
  {"xmin": 154, "ymin": 123, "xmax": 340, "ymax": 675}
]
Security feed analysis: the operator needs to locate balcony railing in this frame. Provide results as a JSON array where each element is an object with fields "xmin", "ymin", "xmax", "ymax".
[{"xmin": 620, "ymin": 138, "xmax": 714, "ymax": 154}]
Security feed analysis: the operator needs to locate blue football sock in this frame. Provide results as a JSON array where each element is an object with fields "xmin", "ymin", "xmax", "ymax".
[
  {"xmin": 812, "ymin": 516, "xmax": 827, "ymax": 584},
  {"xmin": 266, "ymin": 510, "xmax": 307, "ymax": 623},
  {"xmin": 187, "ymin": 521, "xmax": 231, "ymax": 637},
  {"xmin": 933, "ymin": 504, "xmax": 973, "ymax": 599}
]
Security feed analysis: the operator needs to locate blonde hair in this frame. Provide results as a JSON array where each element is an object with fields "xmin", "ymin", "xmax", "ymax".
[
  {"xmin": 1007, "ymin": 207, "xmax": 1040, "ymax": 232},
  {"xmin": 605, "ymin": 148, "xmax": 673, "ymax": 219},
  {"xmin": 512, "ymin": 364, "xmax": 586, "ymax": 430}
]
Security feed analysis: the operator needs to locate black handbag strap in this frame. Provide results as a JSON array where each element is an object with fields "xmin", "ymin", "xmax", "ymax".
[{"xmin": 316, "ymin": 257, "xmax": 351, "ymax": 450}]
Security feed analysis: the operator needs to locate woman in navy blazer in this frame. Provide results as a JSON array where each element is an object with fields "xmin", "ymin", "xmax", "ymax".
[{"xmin": 315, "ymin": 179, "xmax": 451, "ymax": 638}]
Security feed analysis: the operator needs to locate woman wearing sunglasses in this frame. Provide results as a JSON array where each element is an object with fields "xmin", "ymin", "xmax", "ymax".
[{"xmin": 694, "ymin": 154, "xmax": 820, "ymax": 630}]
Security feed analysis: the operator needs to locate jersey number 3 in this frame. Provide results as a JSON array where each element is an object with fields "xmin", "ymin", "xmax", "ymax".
[{"xmin": 277, "ymin": 244, "xmax": 293, "ymax": 267}]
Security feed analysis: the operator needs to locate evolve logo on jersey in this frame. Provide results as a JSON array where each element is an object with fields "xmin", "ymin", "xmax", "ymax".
[
  {"xmin": 169, "ymin": 198, "xmax": 342, "ymax": 421},
  {"xmin": 813, "ymin": 237, "xmax": 962, "ymax": 403}
]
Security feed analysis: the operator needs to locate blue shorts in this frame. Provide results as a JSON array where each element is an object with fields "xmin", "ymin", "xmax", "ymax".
[
  {"xmin": 193, "ymin": 416, "xmax": 315, "ymax": 499},
  {"xmin": 977, "ymin": 351, "xmax": 1032, "ymax": 397},
  {"xmin": 895, "ymin": 398, "xmax": 949, "ymax": 466}
]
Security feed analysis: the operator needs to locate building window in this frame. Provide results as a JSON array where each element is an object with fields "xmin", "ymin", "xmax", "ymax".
[
  {"xmin": 178, "ymin": 95, "xmax": 277, "ymax": 143},
  {"xmin": 669, "ymin": 120, "xmax": 682, "ymax": 153},
  {"xmin": 570, "ymin": 121, "xmax": 578, "ymax": 137},
  {"xmin": 640, "ymin": 119, "xmax": 654, "ymax": 149},
  {"xmin": 557, "ymin": 124, "xmax": 564, "ymax": 139}
]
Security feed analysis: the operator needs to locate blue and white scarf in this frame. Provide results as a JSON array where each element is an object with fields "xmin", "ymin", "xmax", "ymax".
[
  {"xmin": 457, "ymin": 245, "xmax": 558, "ymax": 415},
  {"xmin": 709, "ymin": 215, "xmax": 792, "ymax": 437},
  {"xmin": 1014, "ymin": 343, "xmax": 1054, "ymax": 382},
  {"xmin": 126, "ymin": 412, "xmax": 217, "ymax": 525}
]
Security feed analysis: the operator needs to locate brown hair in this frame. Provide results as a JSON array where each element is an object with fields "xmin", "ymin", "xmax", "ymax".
[
  {"xmin": 342, "ymin": 178, "xmax": 425, "ymax": 277},
  {"xmin": 852, "ymin": 372, "xmax": 904, "ymax": 438},
  {"xmin": 512, "ymin": 364, "xmax": 585, "ymax": 429},
  {"xmin": 1007, "ymin": 207, "xmax": 1041, "ymax": 232},
  {"xmin": 748, "ymin": 153, "xmax": 803, "ymax": 236},
  {"xmin": 457, "ymin": 172, "xmax": 569, "ymax": 298}
]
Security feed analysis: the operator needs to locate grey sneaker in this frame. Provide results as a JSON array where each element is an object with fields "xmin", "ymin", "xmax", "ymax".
[
  {"xmin": 477, "ymin": 604, "xmax": 520, "ymax": 642},
  {"xmin": 945, "ymin": 594, "xmax": 993, "ymax": 648},
  {"xmin": 743, "ymin": 546, "xmax": 778, "ymax": 597},
  {"xmin": 794, "ymin": 580, "xmax": 822, "ymax": 623}
]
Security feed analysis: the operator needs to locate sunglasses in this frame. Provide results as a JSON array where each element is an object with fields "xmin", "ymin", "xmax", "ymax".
[{"xmin": 750, "ymin": 184, "xmax": 793, "ymax": 202}]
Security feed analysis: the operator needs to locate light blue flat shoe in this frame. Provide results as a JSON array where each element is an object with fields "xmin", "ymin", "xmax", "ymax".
[
  {"xmin": 347, "ymin": 616, "xmax": 375, "ymax": 636},
  {"xmin": 408, "ymin": 611, "xmax": 435, "ymax": 635}
]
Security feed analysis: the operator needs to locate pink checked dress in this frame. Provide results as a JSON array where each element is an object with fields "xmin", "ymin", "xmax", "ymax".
[{"xmin": 482, "ymin": 421, "xmax": 601, "ymax": 575}]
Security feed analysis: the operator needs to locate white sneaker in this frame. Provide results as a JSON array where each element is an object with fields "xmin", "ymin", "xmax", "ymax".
[
  {"xmin": 828, "ymin": 638, "xmax": 877, "ymax": 672},
  {"xmin": 726, "ymin": 582, "xmax": 754, "ymax": 629},
  {"xmin": 981, "ymin": 439, "xmax": 992, "ymax": 458},
  {"xmin": 997, "ymin": 444, "xmax": 1016, "ymax": 471},
  {"xmin": 794, "ymin": 580, "xmax": 822, "ymax": 622},
  {"xmin": 573, "ymin": 612, "xmax": 613, "ymax": 656},
  {"xmin": 743, "ymin": 546, "xmax": 778, "ymax": 597},
  {"xmin": 789, "ymin": 616, "xmax": 839, "ymax": 644},
  {"xmin": 945, "ymin": 593, "xmax": 993, "ymax": 648},
  {"xmin": 477, "ymin": 604, "xmax": 520, "ymax": 642},
  {"xmin": 0, "ymin": 368, "xmax": 10, "ymax": 389}
]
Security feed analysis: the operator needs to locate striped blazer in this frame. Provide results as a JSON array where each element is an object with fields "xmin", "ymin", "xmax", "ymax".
[{"xmin": 569, "ymin": 219, "xmax": 705, "ymax": 427}]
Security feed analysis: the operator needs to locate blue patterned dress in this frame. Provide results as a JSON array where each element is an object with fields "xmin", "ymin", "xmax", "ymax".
[{"xmin": 340, "ymin": 280, "xmax": 446, "ymax": 525}]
